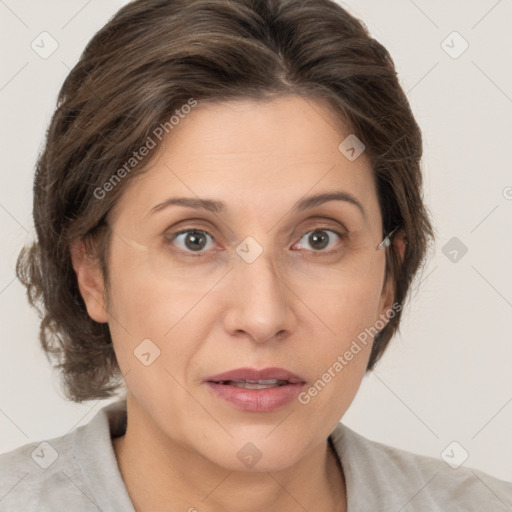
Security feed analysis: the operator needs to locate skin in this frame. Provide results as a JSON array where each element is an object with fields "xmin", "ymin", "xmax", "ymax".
[{"xmin": 71, "ymin": 95, "xmax": 405, "ymax": 512}]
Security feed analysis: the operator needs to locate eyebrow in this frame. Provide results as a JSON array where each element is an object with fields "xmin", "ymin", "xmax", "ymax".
[{"xmin": 148, "ymin": 190, "xmax": 366, "ymax": 219}]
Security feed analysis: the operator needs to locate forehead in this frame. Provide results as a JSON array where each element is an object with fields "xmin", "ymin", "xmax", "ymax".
[{"xmin": 109, "ymin": 95, "xmax": 381, "ymax": 228}]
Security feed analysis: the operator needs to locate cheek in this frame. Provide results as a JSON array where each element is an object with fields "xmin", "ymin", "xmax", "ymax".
[
  {"xmin": 295, "ymin": 278, "xmax": 383, "ymax": 416},
  {"xmin": 105, "ymin": 245, "xmax": 224, "ymax": 392},
  {"xmin": 104, "ymin": 249, "xmax": 190, "ymax": 377},
  {"xmin": 106, "ymin": 239, "xmax": 202, "ymax": 336},
  {"xmin": 105, "ymin": 267, "xmax": 210, "ymax": 433},
  {"xmin": 304, "ymin": 270, "xmax": 385, "ymax": 342},
  {"xmin": 104, "ymin": 256, "xmax": 230, "ymax": 443}
]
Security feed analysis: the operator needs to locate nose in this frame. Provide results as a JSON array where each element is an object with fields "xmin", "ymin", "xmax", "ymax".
[{"xmin": 222, "ymin": 247, "xmax": 296, "ymax": 344}]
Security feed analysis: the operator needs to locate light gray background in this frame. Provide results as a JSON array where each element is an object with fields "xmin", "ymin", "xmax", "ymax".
[{"xmin": 1, "ymin": 0, "xmax": 511, "ymax": 482}]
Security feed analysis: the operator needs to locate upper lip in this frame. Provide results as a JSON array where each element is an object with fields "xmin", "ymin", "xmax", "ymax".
[{"xmin": 204, "ymin": 367, "xmax": 306, "ymax": 384}]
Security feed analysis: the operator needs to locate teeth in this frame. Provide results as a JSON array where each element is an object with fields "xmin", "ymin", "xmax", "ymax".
[
  {"xmin": 227, "ymin": 379, "xmax": 287, "ymax": 389},
  {"xmin": 247, "ymin": 379, "xmax": 281, "ymax": 385}
]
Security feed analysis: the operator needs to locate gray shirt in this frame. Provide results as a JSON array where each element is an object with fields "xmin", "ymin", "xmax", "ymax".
[{"xmin": 1, "ymin": 400, "xmax": 511, "ymax": 511}]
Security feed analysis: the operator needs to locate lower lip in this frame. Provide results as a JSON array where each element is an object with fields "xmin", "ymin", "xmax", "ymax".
[{"xmin": 204, "ymin": 382, "xmax": 305, "ymax": 412}]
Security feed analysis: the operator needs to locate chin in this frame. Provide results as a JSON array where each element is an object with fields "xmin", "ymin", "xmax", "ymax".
[{"xmin": 200, "ymin": 433, "xmax": 309, "ymax": 473}]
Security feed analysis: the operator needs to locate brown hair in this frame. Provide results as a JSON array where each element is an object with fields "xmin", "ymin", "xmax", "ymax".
[{"xmin": 17, "ymin": 0, "xmax": 434, "ymax": 402}]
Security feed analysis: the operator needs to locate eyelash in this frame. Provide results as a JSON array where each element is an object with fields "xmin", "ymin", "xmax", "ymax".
[{"xmin": 165, "ymin": 227, "xmax": 347, "ymax": 258}]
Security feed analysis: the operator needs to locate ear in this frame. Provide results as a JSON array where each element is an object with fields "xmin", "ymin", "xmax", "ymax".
[
  {"xmin": 377, "ymin": 228, "xmax": 407, "ymax": 320},
  {"xmin": 70, "ymin": 238, "xmax": 109, "ymax": 323}
]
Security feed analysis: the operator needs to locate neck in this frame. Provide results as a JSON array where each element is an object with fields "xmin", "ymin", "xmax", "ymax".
[{"xmin": 112, "ymin": 397, "xmax": 346, "ymax": 512}]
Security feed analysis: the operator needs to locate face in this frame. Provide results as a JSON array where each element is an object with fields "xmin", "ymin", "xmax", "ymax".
[{"xmin": 73, "ymin": 95, "xmax": 396, "ymax": 472}]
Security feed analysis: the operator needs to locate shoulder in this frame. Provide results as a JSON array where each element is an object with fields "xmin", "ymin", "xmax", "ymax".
[
  {"xmin": 0, "ymin": 430, "xmax": 97, "ymax": 511},
  {"xmin": 330, "ymin": 422, "xmax": 512, "ymax": 511},
  {"xmin": 0, "ymin": 400, "xmax": 131, "ymax": 512}
]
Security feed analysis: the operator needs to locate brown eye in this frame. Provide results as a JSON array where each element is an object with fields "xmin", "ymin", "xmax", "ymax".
[
  {"xmin": 293, "ymin": 229, "xmax": 343, "ymax": 253},
  {"xmin": 170, "ymin": 230, "xmax": 215, "ymax": 252}
]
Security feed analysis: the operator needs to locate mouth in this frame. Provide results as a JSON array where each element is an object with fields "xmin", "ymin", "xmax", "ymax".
[
  {"xmin": 204, "ymin": 366, "xmax": 305, "ymax": 385},
  {"xmin": 203, "ymin": 367, "xmax": 306, "ymax": 412}
]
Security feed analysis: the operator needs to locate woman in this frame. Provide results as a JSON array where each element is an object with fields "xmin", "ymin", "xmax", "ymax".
[{"xmin": 1, "ymin": 0, "xmax": 510, "ymax": 510}]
